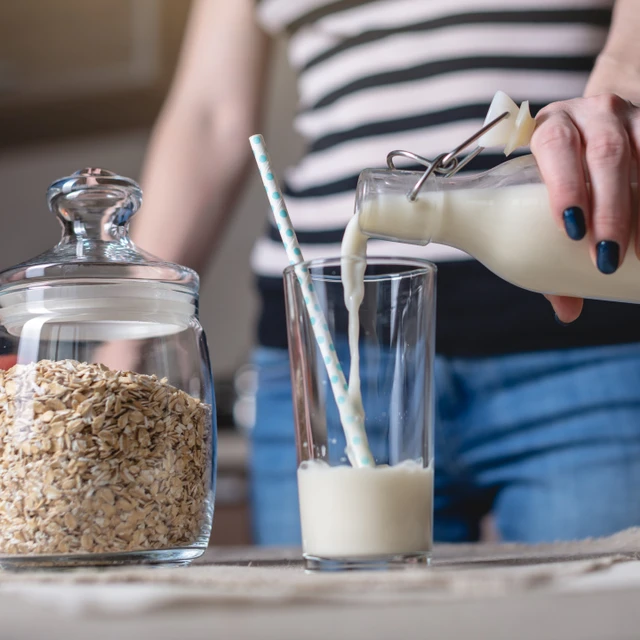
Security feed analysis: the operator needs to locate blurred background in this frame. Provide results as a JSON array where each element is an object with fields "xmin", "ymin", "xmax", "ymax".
[{"xmin": 0, "ymin": 0, "xmax": 303, "ymax": 545}]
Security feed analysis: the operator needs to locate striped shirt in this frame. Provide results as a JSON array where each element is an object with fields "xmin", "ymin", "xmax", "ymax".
[{"xmin": 254, "ymin": 0, "xmax": 640, "ymax": 356}]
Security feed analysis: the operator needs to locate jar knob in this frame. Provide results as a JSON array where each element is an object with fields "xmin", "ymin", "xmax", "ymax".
[{"xmin": 47, "ymin": 168, "xmax": 143, "ymax": 240}]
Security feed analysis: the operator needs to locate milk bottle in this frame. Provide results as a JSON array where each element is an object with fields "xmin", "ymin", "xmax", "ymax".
[{"xmin": 354, "ymin": 154, "xmax": 640, "ymax": 303}]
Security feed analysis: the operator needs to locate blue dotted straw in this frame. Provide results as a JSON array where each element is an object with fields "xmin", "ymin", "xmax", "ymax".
[{"xmin": 250, "ymin": 134, "xmax": 374, "ymax": 468}]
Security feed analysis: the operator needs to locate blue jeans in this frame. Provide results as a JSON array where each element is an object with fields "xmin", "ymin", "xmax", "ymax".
[{"xmin": 250, "ymin": 343, "xmax": 640, "ymax": 545}]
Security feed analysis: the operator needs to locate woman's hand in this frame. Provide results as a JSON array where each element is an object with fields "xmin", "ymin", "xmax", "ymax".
[{"xmin": 531, "ymin": 93, "xmax": 639, "ymax": 323}]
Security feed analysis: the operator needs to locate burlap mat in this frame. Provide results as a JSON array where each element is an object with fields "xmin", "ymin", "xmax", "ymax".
[{"xmin": 0, "ymin": 528, "xmax": 638, "ymax": 614}]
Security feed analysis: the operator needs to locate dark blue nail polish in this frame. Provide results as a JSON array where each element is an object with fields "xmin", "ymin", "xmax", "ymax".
[
  {"xmin": 554, "ymin": 314, "xmax": 570, "ymax": 327},
  {"xmin": 596, "ymin": 240, "xmax": 620, "ymax": 274},
  {"xmin": 563, "ymin": 207, "xmax": 586, "ymax": 241}
]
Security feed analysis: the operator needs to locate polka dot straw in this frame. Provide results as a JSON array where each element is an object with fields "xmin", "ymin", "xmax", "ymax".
[{"xmin": 250, "ymin": 134, "xmax": 374, "ymax": 468}]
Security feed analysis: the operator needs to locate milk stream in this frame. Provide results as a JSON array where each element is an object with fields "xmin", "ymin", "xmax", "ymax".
[
  {"xmin": 340, "ymin": 218, "xmax": 368, "ymax": 430},
  {"xmin": 357, "ymin": 184, "xmax": 640, "ymax": 303}
]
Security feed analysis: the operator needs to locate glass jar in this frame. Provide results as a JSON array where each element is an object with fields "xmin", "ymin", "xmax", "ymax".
[{"xmin": 0, "ymin": 168, "xmax": 216, "ymax": 568}]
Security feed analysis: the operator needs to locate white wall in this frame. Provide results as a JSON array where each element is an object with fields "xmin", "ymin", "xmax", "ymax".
[{"xmin": 0, "ymin": 42, "xmax": 302, "ymax": 377}]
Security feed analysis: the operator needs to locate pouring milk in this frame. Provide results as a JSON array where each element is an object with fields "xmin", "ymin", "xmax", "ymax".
[
  {"xmin": 298, "ymin": 217, "xmax": 434, "ymax": 560},
  {"xmin": 299, "ymin": 91, "xmax": 564, "ymax": 561},
  {"xmin": 297, "ymin": 187, "xmax": 435, "ymax": 561}
]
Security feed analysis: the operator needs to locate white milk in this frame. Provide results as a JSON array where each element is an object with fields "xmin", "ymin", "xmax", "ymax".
[
  {"xmin": 358, "ymin": 183, "xmax": 640, "ymax": 303},
  {"xmin": 298, "ymin": 460, "xmax": 433, "ymax": 558}
]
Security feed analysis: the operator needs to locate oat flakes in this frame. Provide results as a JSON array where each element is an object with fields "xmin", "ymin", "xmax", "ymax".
[{"xmin": 0, "ymin": 359, "xmax": 212, "ymax": 556}]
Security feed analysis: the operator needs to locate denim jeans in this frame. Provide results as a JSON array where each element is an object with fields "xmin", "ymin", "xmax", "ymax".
[{"xmin": 250, "ymin": 342, "xmax": 640, "ymax": 545}]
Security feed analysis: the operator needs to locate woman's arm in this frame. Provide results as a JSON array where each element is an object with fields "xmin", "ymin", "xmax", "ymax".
[
  {"xmin": 132, "ymin": 0, "xmax": 271, "ymax": 274},
  {"xmin": 94, "ymin": 0, "xmax": 269, "ymax": 371},
  {"xmin": 585, "ymin": 0, "xmax": 640, "ymax": 101}
]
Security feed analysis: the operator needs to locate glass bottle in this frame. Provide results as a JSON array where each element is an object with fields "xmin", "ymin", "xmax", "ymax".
[
  {"xmin": 355, "ymin": 154, "xmax": 640, "ymax": 303},
  {"xmin": 0, "ymin": 168, "xmax": 216, "ymax": 568}
]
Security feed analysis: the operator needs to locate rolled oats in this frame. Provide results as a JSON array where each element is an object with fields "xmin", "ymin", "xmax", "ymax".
[{"xmin": 0, "ymin": 359, "xmax": 212, "ymax": 556}]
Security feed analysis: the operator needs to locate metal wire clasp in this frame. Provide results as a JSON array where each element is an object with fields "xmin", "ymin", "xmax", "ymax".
[{"xmin": 386, "ymin": 111, "xmax": 510, "ymax": 201}]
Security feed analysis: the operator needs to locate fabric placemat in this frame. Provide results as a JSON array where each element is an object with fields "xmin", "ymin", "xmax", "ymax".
[
  {"xmin": 0, "ymin": 557, "xmax": 627, "ymax": 616},
  {"xmin": 0, "ymin": 528, "xmax": 639, "ymax": 615}
]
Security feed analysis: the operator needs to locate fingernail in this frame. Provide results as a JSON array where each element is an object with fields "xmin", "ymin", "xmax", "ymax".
[
  {"xmin": 563, "ymin": 207, "xmax": 586, "ymax": 240},
  {"xmin": 554, "ymin": 314, "xmax": 570, "ymax": 327},
  {"xmin": 596, "ymin": 240, "xmax": 620, "ymax": 274}
]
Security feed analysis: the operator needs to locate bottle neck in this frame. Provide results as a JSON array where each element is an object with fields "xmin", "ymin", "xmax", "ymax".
[{"xmin": 356, "ymin": 190, "xmax": 444, "ymax": 247}]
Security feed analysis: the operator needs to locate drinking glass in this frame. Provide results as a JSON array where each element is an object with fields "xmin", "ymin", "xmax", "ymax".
[{"xmin": 284, "ymin": 257, "xmax": 436, "ymax": 570}]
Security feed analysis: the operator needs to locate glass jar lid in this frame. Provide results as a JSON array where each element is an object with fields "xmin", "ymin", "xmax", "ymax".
[
  {"xmin": 0, "ymin": 167, "xmax": 198, "ymax": 292},
  {"xmin": 0, "ymin": 168, "xmax": 199, "ymax": 341}
]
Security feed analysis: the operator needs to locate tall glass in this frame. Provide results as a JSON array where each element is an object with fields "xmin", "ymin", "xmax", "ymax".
[{"xmin": 284, "ymin": 257, "xmax": 436, "ymax": 570}]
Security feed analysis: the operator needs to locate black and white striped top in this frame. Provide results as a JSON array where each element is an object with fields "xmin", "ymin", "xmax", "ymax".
[{"xmin": 254, "ymin": 0, "xmax": 640, "ymax": 356}]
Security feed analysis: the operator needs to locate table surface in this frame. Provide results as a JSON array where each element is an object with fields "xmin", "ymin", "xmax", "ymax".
[{"xmin": 2, "ymin": 543, "xmax": 640, "ymax": 640}]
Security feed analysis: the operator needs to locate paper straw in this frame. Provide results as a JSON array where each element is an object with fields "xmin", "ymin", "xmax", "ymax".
[{"xmin": 250, "ymin": 134, "xmax": 374, "ymax": 468}]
